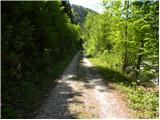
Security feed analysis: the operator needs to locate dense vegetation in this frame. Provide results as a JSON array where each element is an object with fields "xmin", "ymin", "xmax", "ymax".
[
  {"xmin": 71, "ymin": 4, "xmax": 97, "ymax": 26},
  {"xmin": 1, "ymin": 0, "xmax": 159, "ymax": 119},
  {"xmin": 83, "ymin": 0, "xmax": 159, "ymax": 118},
  {"xmin": 90, "ymin": 58, "xmax": 158, "ymax": 118},
  {"xmin": 83, "ymin": 0, "xmax": 158, "ymax": 86},
  {"xmin": 1, "ymin": 1, "xmax": 81, "ymax": 118}
]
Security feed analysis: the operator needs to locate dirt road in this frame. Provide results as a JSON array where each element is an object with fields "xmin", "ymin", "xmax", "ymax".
[{"xmin": 36, "ymin": 51, "xmax": 134, "ymax": 118}]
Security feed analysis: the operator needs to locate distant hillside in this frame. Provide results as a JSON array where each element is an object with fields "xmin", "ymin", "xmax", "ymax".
[{"xmin": 71, "ymin": 4, "xmax": 97, "ymax": 26}]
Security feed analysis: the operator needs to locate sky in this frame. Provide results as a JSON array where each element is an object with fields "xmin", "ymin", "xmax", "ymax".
[{"xmin": 69, "ymin": 0, "xmax": 105, "ymax": 13}]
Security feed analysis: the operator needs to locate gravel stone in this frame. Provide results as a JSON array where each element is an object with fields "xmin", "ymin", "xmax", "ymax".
[{"xmin": 36, "ymin": 51, "xmax": 135, "ymax": 119}]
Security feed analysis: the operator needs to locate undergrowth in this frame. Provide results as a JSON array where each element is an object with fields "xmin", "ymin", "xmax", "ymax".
[
  {"xmin": 2, "ymin": 52, "xmax": 76, "ymax": 118},
  {"xmin": 89, "ymin": 57, "xmax": 159, "ymax": 119}
]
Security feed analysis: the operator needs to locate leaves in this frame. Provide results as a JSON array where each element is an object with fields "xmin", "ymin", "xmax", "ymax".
[
  {"xmin": 83, "ymin": 1, "xmax": 158, "ymax": 118},
  {"xmin": 2, "ymin": 1, "xmax": 81, "ymax": 118}
]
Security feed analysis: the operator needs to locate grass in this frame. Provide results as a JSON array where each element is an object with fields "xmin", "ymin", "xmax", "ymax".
[{"xmin": 89, "ymin": 57, "xmax": 159, "ymax": 119}]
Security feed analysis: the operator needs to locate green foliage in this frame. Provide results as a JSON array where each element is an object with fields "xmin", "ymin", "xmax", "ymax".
[
  {"xmin": 117, "ymin": 84, "xmax": 159, "ymax": 119},
  {"xmin": 90, "ymin": 57, "xmax": 159, "ymax": 119},
  {"xmin": 83, "ymin": 0, "xmax": 158, "ymax": 85},
  {"xmin": 2, "ymin": 106, "xmax": 17, "ymax": 118},
  {"xmin": 71, "ymin": 4, "xmax": 97, "ymax": 26},
  {"xmin": 84, "ymin": 1, "xmax": 159, "ymax": 118},
  {"xmin": 2, "ymin": 1, "xmax": 81, "ymax": 118}
]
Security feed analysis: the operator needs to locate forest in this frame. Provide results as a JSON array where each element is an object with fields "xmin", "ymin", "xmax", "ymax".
[
  {"xmin": 83, "ymin": 0, "xmax": 159, "ymax": 84},
  {"xmin": 82, "ymin": 0, "xmax": 159, "ymax": 118},
  {"xmin": 1, "ymin": 0, "xmax": 159, "ymax": 119},
  {"xmin": 2, "ymin": 1, "xmax": 81, "ymax": 118}
]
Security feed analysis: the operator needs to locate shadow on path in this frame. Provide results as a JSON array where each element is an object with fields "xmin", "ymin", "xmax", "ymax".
[
  {"xmin": 78, "ymin": 55, "xmax": 134, "ymax": 90},
  {"xmin": 36, "ymin": 52, "xmax": 133, "ymax": 119},
  {"xmin": 36, "ymin": 52, "xmax": 84, "ymax": 118},
  {"xmin": 36, "ymin": 80, "xmax": 84, "ymax": 118}
]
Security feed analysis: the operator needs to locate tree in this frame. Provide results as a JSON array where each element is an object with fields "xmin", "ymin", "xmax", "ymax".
[
  {"xmin": 1, "ymin": 1, "xmax": 81, "ymax": 118},
  {"xmin": 82, "ymin": 0, "xmax": 158, "ymax": 84}
]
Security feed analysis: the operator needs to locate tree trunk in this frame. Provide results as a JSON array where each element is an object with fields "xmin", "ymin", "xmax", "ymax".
[
  {"xmin": 135, "ymin": 40, "xmax": 144, "ymax": 78},
  {"xmin": 122, "ymin": 0, "xmax": 129, "ymax": 73}
]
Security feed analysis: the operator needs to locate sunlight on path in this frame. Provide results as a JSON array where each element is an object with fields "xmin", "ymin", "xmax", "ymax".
[
  {"xmin": 36, "ymin": 52, "xmax": 134, "ymax": 119},
  {"xmin": 80, "ymin": 56, "xmax": 133, "ymax": 118}
]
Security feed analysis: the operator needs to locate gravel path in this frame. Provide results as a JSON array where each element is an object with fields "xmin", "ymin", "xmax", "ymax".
[{"xmin": 36, "ymin": 51, "xmax": 134, "ymax": 119}]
